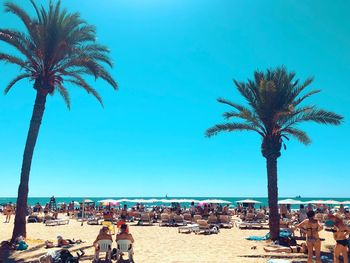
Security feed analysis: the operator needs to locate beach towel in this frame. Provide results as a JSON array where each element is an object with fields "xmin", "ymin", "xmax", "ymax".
[
  {"xmin": 246, "ymin": 229, "xmax": 292, "ymax": 241},
  {"xmin": 246, "ymin": 233, "xmax": 268, "ymax": 241}
]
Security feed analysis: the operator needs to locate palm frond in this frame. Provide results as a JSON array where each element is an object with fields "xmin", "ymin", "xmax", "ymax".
[
  {"xmin": 299, "ymin": 109, "xmax": 343, "ymax": 125},
  {"xmin": 4, "ymin": 73, "xmax": 32, "ymax": 94},
  {"xmin": 282, "ymin": 128, "xmax": 311, "ymax": 145},
  {"xmin": 0, "ymin": 53, "xmax": 28, "ymax": 68},
  {"xmin": 56, "ymin": 83, "xmax": 71, "ymax": 109},
  {"xmin": 66, "ymin": 79, "xmax": 104, "ymax": 107},
  {"xmin": 206, "ymin": 123, "xmax": 263, "ymax": 138}
]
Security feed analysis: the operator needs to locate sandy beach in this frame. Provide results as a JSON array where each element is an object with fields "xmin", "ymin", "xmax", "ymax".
[{"xmin": 0, "ymin": 215, "xmax": 337, "ymax": 263}]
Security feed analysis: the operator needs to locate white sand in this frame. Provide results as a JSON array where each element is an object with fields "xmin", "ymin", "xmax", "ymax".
[{"xmin": 0, "ymin": 215, "xmax": 336, "ymax": 263}]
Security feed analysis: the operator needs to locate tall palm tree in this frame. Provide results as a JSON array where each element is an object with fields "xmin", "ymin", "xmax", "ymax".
[
  {"xmin": 206, "ymin": 67, "xmax": 343, "ymax": 240},
  {"xmin": 0, "ymin": 0, "xmax": 117, "ymax": 241}
]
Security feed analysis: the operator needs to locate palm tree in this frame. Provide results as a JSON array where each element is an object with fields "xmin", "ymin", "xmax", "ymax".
[
  {"xmin": 206, "ymin": 67, "xmax": 343, "ymax": 240},
  {"xmin": 0, "ymin": 0, "xmax": 117, "ymax": 241}
]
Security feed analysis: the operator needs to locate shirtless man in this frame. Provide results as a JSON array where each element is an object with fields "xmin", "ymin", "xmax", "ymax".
[
  {"xmin": 116, "ymin": 224, "xmax": 134, "ymax": 262},
  {"xmin": 327, "ymin": 214, "xmax": 350, "ymax": 263},
  {"xmin": 296, "ymin": 210, "xmax": 323, "ymax": 263}
]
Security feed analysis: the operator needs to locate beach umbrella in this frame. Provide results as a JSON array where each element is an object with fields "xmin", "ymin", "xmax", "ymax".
[
  {"xmin": 341, "ymin": 201, "xmax": 350, "ymax": 205},
  {"xmin": 98, "ymin": 199, "xmax": 119, "ymax": 206},
  {"xmin": 201, "ymin": 199, "xmax": 231, "ymax": 204},
  {"xmin": 322, "ymin": 200, "xmax": 341, "ymax": 205},
  {"xmin": 73, "ymin": 201, "xmax": 80, "ymax": 206},
  {"xmin": 236, "ymin": 199, "xmax": 261, "ymax": 204},
  {"xmin": 129, "ymin": 199, "xmax": 156, "ymax": 203},
  {"xmin": 305, "ymin": 200, "xmax": 327, "ymax": 204},
  {"xmin": 278, "ymin": 199, "xmax": 303, "ymax": 205},
  {"xmin": 116, "ymin": 198, "xmax": 133, "ymax": 203},
  {"xmin": 83, "ymin": 199, "xmax": 94, "ymax": 203}
]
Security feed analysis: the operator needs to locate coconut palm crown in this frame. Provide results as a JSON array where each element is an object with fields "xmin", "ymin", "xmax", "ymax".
[
  {"xmin": 206, "ymin": 67, "xmax": 343, "ymax": 240},
  {"xmin": 0, "ymin": 0, "xmax": 117, "ymax": 107}
]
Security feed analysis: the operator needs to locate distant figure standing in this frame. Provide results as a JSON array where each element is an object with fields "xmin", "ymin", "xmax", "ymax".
[
  {"xmin": 327, "ymin": 214, "xmax": 350, "ymax": 263},
  {"xmin": 4, "ymin": 203, "xmax": 13, "ymax": 223},
  {"xmin": 296, "ymin": 210, "xmax": 323, "ymax": 263}
]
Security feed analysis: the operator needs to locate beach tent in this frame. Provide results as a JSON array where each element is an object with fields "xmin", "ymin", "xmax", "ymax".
[
  {"xmin": 278, "ymin": 199, "xmax": 303, "ymax": 205},
  {"xmin": 236, "ymin": 199, "xmax": 261, "ymax": 204},
  {"xmin": 201, "ymin": 199, "xmax": 231, "ymax": 204}
]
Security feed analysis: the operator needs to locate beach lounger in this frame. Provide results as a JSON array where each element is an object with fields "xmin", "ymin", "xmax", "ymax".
[
  {"xmin": 28, "ymin": 214, "xmax": 43, "ymax": 223},
  {"xmin": 94, "ymin": 239, "xmax": 112, "ymax": 262},
  {"xmin": 138, "ymin": 213, "xmax": 153, "ymax": 226},
  {"xmin": 183, "ymin": 213, "xmax": 192, "ymax": 224},
  {"xmin": 45, "ymin": 219, "xmax": 69, "ymax": 226},
  {"xmin": 195, "ymin": 220, "xmax": 211, "ymax": 234},
  {"xmin": 133, "ymin": 212, "xmax": 141, "ymax": 221},
  {"xmin": 219, "ymin": 215, "xmax": 233, "ymax": 229},
  {"xmin": 87, "ymin": 217, "xmax": 101, "ymax": 225},
  {"xmin": 159, "ymin": 213, "xmax": 170, "ymax": 226},
  {"xmin": 207, "ymin": 215, "xmax": 219, "ymax": 226},
  {"xmin": 116, "ymin": 240, "xmax": 134, "ymax": 262},
  {"xmin": 174, "ymin": 215, "xmax": 186, "ymax": 226},
  {"xmin": 178, "ymin": 223, "xmax": 199, "ymax": 234},
  {"xmin": 193, "ymin": 214, "xmax": 202, "ymax": 223}
]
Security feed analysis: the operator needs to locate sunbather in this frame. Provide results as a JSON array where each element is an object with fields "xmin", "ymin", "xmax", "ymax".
[
  {"xmin": 116, "ymin": 224, "xmax": 134, "ymax": 243},
  {"xmin": 57, "ymin": 236, "xmax": 82, "ymax": 247},
  {"xmin": 264, "ymin": 242, "xmax": 307, "ymax": 253},
  {"xmin": 116, "ymin": 224, "xmax": 134, "ymax": 261},
  {"xmin": 93, "ymin": 226, "xmax": 112, "ymax": 250}
]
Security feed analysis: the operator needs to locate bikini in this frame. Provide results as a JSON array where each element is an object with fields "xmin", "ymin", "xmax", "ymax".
[{"xmin": 336, "ymin": 239, "xmax": 349, "ymax": 247}]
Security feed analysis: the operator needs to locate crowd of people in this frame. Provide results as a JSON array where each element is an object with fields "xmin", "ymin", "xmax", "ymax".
[{"xmin": 2, "ymin": 199, "xmax": 350, "ymax": 262}]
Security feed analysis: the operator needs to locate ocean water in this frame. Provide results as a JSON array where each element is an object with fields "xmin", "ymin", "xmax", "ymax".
[{"xmin": 0, "ymin": 197, "xmax": 349, "ymax": 208}]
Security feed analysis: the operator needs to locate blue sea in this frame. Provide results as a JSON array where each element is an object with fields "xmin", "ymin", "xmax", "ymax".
[{"xmin": 0, "ymin": 197, "xmax": 349, "ymax": 209}]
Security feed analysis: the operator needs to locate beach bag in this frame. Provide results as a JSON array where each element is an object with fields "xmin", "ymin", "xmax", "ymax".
[
  {"xmin": 17, "ymin": 241, "xmax": 28, "ymax": 250},
  {"xmin": 52, "ymin": 249, "xmax": 79, "ymax": 263}
]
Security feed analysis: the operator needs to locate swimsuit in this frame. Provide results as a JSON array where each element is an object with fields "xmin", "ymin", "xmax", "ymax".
[{"xmin": 336, "ymin": 239, "xmax": 348, "ymax": 247}]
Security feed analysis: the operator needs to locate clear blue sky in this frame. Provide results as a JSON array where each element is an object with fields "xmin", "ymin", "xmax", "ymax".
[{"xmin": 0, "ymin": 0, "xmax": 349, "ymax": 197}]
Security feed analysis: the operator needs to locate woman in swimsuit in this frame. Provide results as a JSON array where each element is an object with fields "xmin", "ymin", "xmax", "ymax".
[
  {"xmin": 296, "ymin": 210, "xmax": 323, "ymax": 263},
  {"xmin": 327, "ymin": 214, "xmax": 350, "ymax": 263}
]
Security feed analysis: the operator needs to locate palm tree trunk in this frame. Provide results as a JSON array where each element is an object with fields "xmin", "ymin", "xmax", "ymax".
[
  {"xmin": 11, "ymin": 91, "xmax": 47, "ymax": 242},
  {"xmin": 266, "ymin": 156, "xmax": 280, "ymax": 241}
]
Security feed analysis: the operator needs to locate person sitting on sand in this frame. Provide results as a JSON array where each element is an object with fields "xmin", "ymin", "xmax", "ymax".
[
  {"xmin": 296, "ymin": 210, "xmax": 323, "ymax": 263},
  {"xmin": 264, "ymin": 242, "xmax": 307, "ymax": 253},
  {"xmin": 327, "ymin": 214, "xmax": 350, "ymax": 263},
  {"xmin": 93, "ymin": 226, "xmax": 112, "ymax": 249}
]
